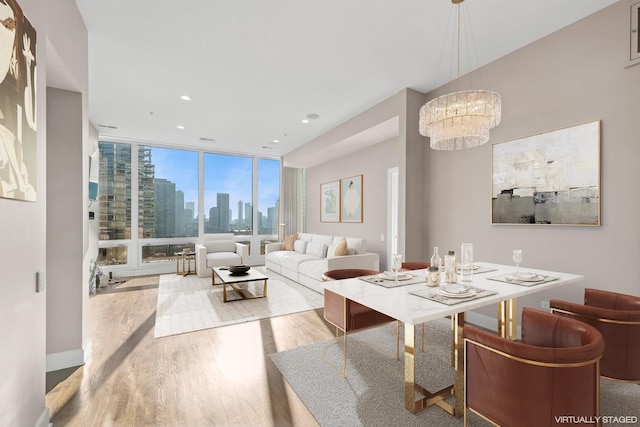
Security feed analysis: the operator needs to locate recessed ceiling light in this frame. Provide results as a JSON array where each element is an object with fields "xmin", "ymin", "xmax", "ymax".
[
  {"xmin": 301, "ymin": 119, "xmax": 310, "ymax": 124},
  {"xmin": 306, "ymin": 113, "xmax": 320, "ymax": 120},
  {"xmin": 177, "ymin": 125, "xmax": 185, "ymax": 130},
  {"xmin": 180, "ymin": 95, "xmax": 191, "ymax": 101},
  {"xmin": 271, "ymin": 139, "xmax": 280, "ymax": 144}
]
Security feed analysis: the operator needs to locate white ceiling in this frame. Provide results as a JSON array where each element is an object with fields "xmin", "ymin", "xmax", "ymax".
[{"xmin": 73, "ymin": 0, "xmax": 617, "ymax": 159}]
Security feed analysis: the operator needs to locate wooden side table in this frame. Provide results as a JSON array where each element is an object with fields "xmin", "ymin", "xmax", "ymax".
[{"xmin": 175, "ymin": 251, "xmax": 196, "ymax": 276}]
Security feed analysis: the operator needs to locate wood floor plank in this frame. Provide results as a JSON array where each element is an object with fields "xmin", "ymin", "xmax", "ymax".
[{"xmin": 46, "ymin": 275, "xmax": 334, "ymax": 426}]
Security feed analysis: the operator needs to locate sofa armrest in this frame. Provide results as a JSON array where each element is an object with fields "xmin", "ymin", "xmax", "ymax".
[
  {"xmin": 326, "ymin": 252, "xmax": 379, "ymax": 272},
  {"xmin": 196, "ymin": 244, "xmax": 208, "ymax": 277},
  {"xmin": 235, "ymin": 242, "xmax": 249, "ymax": 264},
  {"xmin": 265, "ymin": 242, "xmax": 283, "ymax": 254}
]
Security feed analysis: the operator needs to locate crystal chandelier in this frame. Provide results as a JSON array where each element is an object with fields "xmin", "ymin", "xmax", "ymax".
[{"xmin": 419, "ymin": 0, "xmax": 501, "ymax": 150}]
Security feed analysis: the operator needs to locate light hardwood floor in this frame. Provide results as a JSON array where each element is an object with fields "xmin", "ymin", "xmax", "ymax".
[{"xmin": 46, "ymin": 275, "xmax": 336, "ymax": 426}]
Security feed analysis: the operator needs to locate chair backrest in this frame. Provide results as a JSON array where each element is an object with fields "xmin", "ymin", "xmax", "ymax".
[
  {"xmin": 401, "ymin": 262, "xmax": 430, "ymax": 271},
  {"xmin": 552, "ymin": 288, "xmax": 640, "ymax": 381},
  {"xmin": 464, "ymin": 308, "xmax": 604, "ymax": 426}
]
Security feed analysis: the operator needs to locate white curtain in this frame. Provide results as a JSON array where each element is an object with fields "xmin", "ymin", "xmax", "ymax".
[{"xmin": 281, "ymin": 167, "xmax": 306, "ymax": 239}]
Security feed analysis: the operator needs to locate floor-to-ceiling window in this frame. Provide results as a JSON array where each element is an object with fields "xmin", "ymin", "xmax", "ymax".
[
  {"xmin": 138, "ymin": 145, "xmax": 199, "ymax": 264},
  {"xmin": 97, "ymin": 141, "xmax": 280, "ymax": 273},
  {"xmin": 97, "ymin": 142, "xmax": 131, "ymax": 265}
]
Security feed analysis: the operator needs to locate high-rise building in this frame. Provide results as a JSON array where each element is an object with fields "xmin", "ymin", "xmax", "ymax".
[
  {"xmin": 238, "ymin": 200, "xmax": 243, "ymax": 226},
  {"xmin": 185, "ymin": 201, "xmax": 195, "ymax": 220},
  {"xmin": 175, "ymin": 190, "xmax": 185, "ymax": 236},
  {"xmin": 244, "ymin": 202, "xmax": 252, "ymax": 230},
  {"xmin": 99, "ymin": 142, "xmax": 132, "ymax": 240},
  {"xmin": 138, "ymin": 147, "xmax": 156, "ymax": 238},
  {"xmin": 154, "ymin": 178, "xmax": 176, "ymax": 238}
]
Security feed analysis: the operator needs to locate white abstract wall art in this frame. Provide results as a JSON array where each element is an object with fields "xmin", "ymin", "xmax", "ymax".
[{"xmin": 492, "ymin": 120, "xmax": 600, "ymax": 226}]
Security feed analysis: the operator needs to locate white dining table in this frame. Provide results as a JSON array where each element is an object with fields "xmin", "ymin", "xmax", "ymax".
[{"xmin": 321, "ymin": 262, "xmax": 584, "ymax": 416}]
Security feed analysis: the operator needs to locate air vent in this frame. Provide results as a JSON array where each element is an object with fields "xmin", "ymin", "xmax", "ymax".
[
  {"xmin": 199, "ymin": 137, "xmax": 216, "ymax": 143},
  {"xmin": 98, "ymin": 124, "xmax": 118, "ymax": 129}
]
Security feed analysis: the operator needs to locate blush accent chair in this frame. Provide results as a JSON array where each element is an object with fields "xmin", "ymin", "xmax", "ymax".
[
  {"xmin": 550, "ymin": 288, "xmax": 640, "ymax": 382},
  {"xmin": 322, "ymin": 269, "xmax": 399, "ymax": 377},
  {"xmin": 463, "ymin": 307, "xmax": 604, "ymax": 427}
]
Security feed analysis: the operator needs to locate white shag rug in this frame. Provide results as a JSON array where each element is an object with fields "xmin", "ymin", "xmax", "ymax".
[{"xmin": 154, "ymin": 267, "xmax": 324, "ymax": 338}]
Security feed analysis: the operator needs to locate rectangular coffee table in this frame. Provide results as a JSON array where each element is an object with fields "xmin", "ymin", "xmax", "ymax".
[{"xmin": 212, "ymin": 267, "xmax": 269, "ymax": 303}]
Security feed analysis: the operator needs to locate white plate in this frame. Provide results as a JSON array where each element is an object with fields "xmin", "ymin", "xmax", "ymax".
[
  {"xmin": 380, "ymin": 272, "xmax": 412, "ymax": 281},
  {"xmin": 506, "ymin": 272, "xmax": 545, "ymax": 282},
  {"xmin": 437, "ymin": 288, "xmax": 476, "ymax": 298}
]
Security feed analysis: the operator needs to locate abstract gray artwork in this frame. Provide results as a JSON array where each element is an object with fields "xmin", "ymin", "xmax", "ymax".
[{"xmin": 492, "ymin": 121, "xmax": 600, "ymax": 225}]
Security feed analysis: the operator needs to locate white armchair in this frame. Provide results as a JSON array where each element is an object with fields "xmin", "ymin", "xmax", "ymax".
[{"xmin": 196, "ymin": 233, "xmax": 249, "ymax": 277}]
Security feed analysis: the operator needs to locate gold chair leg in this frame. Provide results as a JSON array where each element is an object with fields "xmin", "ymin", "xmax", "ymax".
[
  {"xmin": 343, "ymin": 331, "xmax": 348, "ymax": 377},
  {"xmin": 396, "ymin": 321, "xmax": 400, "ymax": 360}
]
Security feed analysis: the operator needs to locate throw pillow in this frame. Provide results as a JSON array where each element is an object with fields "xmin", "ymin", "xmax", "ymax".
[
  {"xmin": 307, "ymin": 242, "xmax": 328, "ymax": 258},
  {"xmin": 328, "ymin": 239, "xmax": 347, "ymax": 257},
  {"xmin": 293, "ymin": 239, "xmax": 308, "ymax": 254},
  {"xmin": 281, "ymin": 233, "xmax": 298, "ymax": 251}
]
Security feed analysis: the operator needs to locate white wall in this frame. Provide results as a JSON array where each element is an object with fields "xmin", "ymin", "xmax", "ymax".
[{"xmin": 0, "ymin": 1, "xmax": 88, "ymax": 425}]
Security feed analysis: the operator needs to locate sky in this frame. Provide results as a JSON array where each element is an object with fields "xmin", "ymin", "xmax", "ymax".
[{"xmin": 149, "ymin": 146, "xmax": 280, "ymax": 219}]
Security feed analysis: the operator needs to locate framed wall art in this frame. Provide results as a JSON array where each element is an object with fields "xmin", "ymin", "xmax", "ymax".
[
  {"xmin": 320, "ymin": 180, "xmax": 340, "ymax": 222},
  {"xmin": 340, "ymin": 175, "xmax": 362, "ymax": 223},
  {"xmin": 492, "ymin": 120, "xmax": 600, "ymax": 226},
  {"xmin": 0, "ymin": 0, "xmax": 37, "ymax": 201}
]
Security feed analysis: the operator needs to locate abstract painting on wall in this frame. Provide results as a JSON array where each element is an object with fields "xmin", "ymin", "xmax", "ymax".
[
  {"xmin": 492, "ymin": 121, "xmax": 600, "ymax": 226},
  {"xmin": 0, "ymin": 0, "xmax": 37, "ymax": 202}
]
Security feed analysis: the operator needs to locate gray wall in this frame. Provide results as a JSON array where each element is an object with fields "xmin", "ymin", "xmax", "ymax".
[
  {"xmin": 307, "ymin": 137, "xmax": 398, "ymax": 270},
  {"xmin": 0, "ymin": 1, "xmax": 88, "ymax": 426}
]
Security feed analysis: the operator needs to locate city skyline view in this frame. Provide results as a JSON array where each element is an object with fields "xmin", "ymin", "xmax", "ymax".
[
  {"xmin": 152, "ymin": 148, "xmax": 280, "ymax": 223},
  {"xmin": 99, "ymin": 142, "xmax": 281, "ymax": 244}
]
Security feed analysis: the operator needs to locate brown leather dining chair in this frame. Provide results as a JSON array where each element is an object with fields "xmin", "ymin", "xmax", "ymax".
[
  {"xmin": 550, "ymin": 288, "xmax": 640, "ymax": 382},
  {"xmin": 322, "ymin": 269, "xmax": 399, "ymax": 377},
  {"xmin": 464, "ymin": 307, "xmax": 604, "ymax": 427}
]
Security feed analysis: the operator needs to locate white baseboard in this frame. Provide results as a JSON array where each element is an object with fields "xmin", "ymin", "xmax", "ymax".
[
  {"xmin": 34, "ymin": 407, "xmax": 49, "ymax": 427},
  {"xmin": 46, "ymin": 339, "xmax": 92, "ymax": 372}
]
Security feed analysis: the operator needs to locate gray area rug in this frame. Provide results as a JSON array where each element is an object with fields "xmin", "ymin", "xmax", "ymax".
[
  {"xmin": 154, "ymin": 268, "xmax": 323, "ymax": 338},
  {"xmin": 269, "ymin": 319, "xmax": 640, "ymax": 427}
]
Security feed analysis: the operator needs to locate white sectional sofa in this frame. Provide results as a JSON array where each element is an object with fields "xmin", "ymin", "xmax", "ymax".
[{"xmin": 265, "ymin": 232, "xmax": 379, "ymax": 294}]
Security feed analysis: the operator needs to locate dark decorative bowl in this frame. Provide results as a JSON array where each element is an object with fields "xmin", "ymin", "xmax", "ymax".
[{"xmin": 228, "ymin": 265, "xmax": 250, "ymax": 275}]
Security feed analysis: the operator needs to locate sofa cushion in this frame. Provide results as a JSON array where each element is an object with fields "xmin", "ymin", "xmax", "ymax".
[
  {"xmin": 282, "ymin": 253, "xmax": 317, "ymax": 271},
  {"xmin": 307, "ymin": 242, "xmax": 328, "ymax": 258},
  {"xmin": 312, "ymin": 234, "xmax": 334, "ymax": 246},
  {"xmin": 294, "ymin": 240, "xmax": 308, "ymax": 254},
  {"xmin": 298, "ymin": 232, "xmax": 314, "ymax": 242},
  {"xmin": 346, "ymin": 237, "xmax": 365, "ymax": 254},
  {"xmin": 298, "ymin": 259, "xmax": 329, "ymax": 281},
  {"xmin": 266, "ymin": 250, "xmax": 290, "ymax": 267},
  {"xmin": 204, "ymin": 240, "xmax": 236, "ymax": 253},
  {"xmin": 327, "ymin": 239, "xmax": 348, "ymax": 258},
  {"xmin": 206, "ymin": 252, "xmax": 241, "ymax": 268},
  {"xmin": 281, "ymin": 233, "xmax": 298, "ymax": 251}
]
